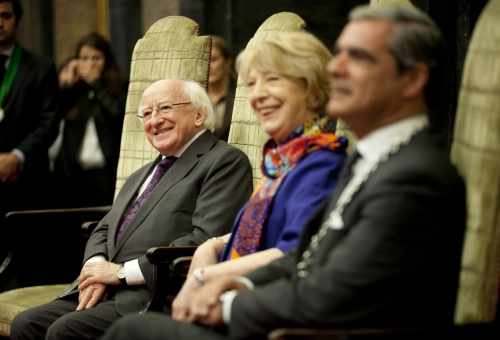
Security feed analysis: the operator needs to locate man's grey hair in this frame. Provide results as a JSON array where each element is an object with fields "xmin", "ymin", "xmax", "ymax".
[
  {"xmin": 180, "ymin": 80, "xmax": 215, "ymax": 132},
  {"xmin": 349, "ymin": 4, "xmax": 443, "ymax": 73}
]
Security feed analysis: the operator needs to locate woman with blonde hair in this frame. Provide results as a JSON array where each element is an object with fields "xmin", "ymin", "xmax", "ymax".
[{"xmin": 172, "ymin": 30, "xmax": 348, "ymax": 320}]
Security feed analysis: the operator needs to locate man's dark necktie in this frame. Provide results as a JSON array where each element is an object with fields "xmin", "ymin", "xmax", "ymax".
[
  {"xmin": 115, "ymin": 156, "xmax": 176, "ymax": 243},
  {"xmin": 344, "ymin": 149, "xmax": 361, "ymax": 177},
  {"xmin": 333, "ymin": 149, "xmax": 361, "ymax": 196}
]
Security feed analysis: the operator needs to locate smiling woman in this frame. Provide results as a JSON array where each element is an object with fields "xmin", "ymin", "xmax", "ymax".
[
  {"xmin": 245, "ymin": 70, "xmax": 310, "ymax": 143},
  {"xmin": 170, "ymin": 30, "xmax": 349, "ymax": 322}
]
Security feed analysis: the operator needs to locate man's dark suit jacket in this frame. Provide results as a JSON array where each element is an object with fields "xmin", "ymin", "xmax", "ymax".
[
  {"xmin": 228, "ymin": 128, "xmax": 465, "ymax": 339},
  {"xmin": 0, "ymin": 46, "xmax": 59, "ymax": 211},
  {"xmin": 65, "ymin": 131, "xmax": 253, "ymax": 315}
]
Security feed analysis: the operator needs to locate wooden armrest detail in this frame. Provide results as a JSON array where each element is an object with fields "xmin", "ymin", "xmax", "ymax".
[
  {"xmin": 81, "ymin": 221, "xmax": 100, "ymax": 238},
  {"xmin": 146, "ymin": 246, "xmax": 197, "ymax": 265},
  {"xmin": 5, "ymin": 205, "xmax": 112, "ymax": 218},
  {"xmin": 269, "ymin": 328, "xmax": 418, "ymax": 340},
  {"xmin": 269, "ymin": 324, "xmax": 499, "ymax": 340},
  {"xmin": 171, "ymin": 256, "xmax": 193, "ymax": 277}
]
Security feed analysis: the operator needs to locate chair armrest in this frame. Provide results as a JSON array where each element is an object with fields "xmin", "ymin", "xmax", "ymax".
[
  {"xmin": 145, "ymin": 246, "xmax": 196, "ymax": 311},
  {"xmin": 0, "ymin": 206, "xmax": 111, "ymax": 291},
  {"xmin": 269, "ymin": 323, "xmax": 499, "ymax": 340},
  {"xmin": 4, "ymin": 206, "xmax": 111, "ymax": 241},
  {"xmin": 171, "ymin": 256, "xmax": 193, "ymax": 278},
  {"xmin": 269, "ymin": 328, "xmax": 422, "ymax": 340},
  {"xmin": 146, "ymin": 246, "xmax": 197, "ymax": 265},
  {"xmin": 4, "ymin": 205, "xmax": 112, "ymax": 222},
  {"xmin": 81, "ymin": 220, "xmax": 101, "ymax": 238}
]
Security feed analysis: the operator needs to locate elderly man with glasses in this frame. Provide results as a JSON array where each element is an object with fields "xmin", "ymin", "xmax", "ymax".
[{"xmin": 11, "ymin": 79, "xmax": 253, "ymax": 340}]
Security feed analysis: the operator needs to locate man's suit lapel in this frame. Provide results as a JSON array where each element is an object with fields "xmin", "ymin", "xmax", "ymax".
[
  {"xmin": 111, "ymin": 131, "xmax": 216, "ymax": 257},
  {"xmin": 296, "ymin": 199, "xmax": 330, "ymax": 253},
  {"xmin": 292, "ymin": 152, "xmax": 365, "ymax": 279},
  {"xmin": 296, "ymin": 150, "xmax": 361, "ymax": 254},
  {"xmin": 4, "ymin": 47, "xmax": 28, "ymax": 111},
  {"xmin": 319, "ymin": 150, "xmax": 359, "ymax": 218}
]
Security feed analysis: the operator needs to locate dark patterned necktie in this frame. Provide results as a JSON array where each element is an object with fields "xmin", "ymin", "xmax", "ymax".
[{"xmin": 115, "ymin": 156, "xmax": 176, "ymax": 243}]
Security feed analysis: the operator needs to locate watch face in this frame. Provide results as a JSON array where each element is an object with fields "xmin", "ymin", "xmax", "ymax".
[{"xmin": 118, "ymin": 267, "xmax": 125, "ymax": 279}]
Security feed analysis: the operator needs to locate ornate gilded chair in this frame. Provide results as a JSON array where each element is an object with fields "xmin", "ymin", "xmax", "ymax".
[{"xmin": 0, "ymin": 15, "xmax": 211, "ymax": 337}]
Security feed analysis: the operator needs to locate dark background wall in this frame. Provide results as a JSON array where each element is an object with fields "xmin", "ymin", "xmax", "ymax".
[
  {"xmin": 179, "ymin": 0, "xmax": 489, "ymax": 142},
  {"xmin": 109, "ymin": 0, "xmax": 143, "ymax": 78},
  {"xmin": 417, "ymin": 0, "xmax": 488, "ymax": 143},
  {"xmin": 16, "ymin": 0, "xmax": 491, "ymax": 141},
  {"xmin": 17, "ymin": 0, "xmax": 54, "ymax": 59},
  {"xmin": 180, "ymin": 0, "xmax": 367, "ymax": 54}
]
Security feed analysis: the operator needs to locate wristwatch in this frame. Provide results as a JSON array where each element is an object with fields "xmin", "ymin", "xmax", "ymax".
[{"xmin": 117, "ymin": 265, "xmax": 127, "ymax": 286}]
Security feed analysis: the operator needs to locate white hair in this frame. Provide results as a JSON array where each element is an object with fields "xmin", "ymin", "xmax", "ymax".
[
  {"xmin": 137, "ymin": 79, "xmax": 215, "ymax": 132},
  {"xmin": 181, "ymin": 80, "xmax": 215, "ymax": 132}
]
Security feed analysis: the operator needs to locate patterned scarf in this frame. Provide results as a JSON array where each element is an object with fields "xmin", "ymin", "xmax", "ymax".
[{"xmin": 230, "ymin": 119, "xmax": 347, "ymax": 259}]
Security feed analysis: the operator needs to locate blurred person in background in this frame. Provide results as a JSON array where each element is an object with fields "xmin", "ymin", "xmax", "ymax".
[
  {"xmin": 53, "ymin": 32, "xmax": 126, "ymax": 207},
  {"xmin": 169, "ymin": 30, "xmax": 347, "ymax": 321},
  {"xmin": 0, "ymin": 0, "xmax": 58, "ymax": 226},
  {"xmin": 208, "ymin": 36, "xmax": 234, "ymax": 141}
]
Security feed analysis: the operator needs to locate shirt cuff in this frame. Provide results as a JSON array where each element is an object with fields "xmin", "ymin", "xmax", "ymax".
[
  {"xmin": 85, "ymin": 255, "xmax": 106, "ymax": 265},
  {"xmin": 123, "ymin": 259, "xmax": 145, "ymax": 285},
  {"xmin": 219, "ymin": 276, "xmax": 255, "ymax": 324},
  {"xmin": 11, "ymin": 149, "xmax": 25, "ymax": 168},
  {"xmin": 220, "ymin": 290, "xmax": 238, "ymax": 324}
]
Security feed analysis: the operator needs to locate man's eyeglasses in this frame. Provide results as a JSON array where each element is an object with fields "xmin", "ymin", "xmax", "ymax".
[{"xmin": 137, "ymin": 101, "xmax": 191, "ymax": 121}]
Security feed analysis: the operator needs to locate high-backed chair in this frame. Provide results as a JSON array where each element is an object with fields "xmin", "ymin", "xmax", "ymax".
[
  {"xmin": 116, "ymin": 16, "xmax": 211, "ymax": 193},
  {"xmin": 269, "ymin": 0, "xmax": 500, "ymax": 339},
  {"xmin": 451, "ymin": 0, "xmax": 500, "ymax": 326},
  {"xmin": 0, "ymin": 16, "xmax": 211, "ymax": 338}
]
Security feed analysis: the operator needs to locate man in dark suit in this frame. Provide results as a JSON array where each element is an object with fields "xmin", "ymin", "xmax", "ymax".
[
  {"xmin": 0, "ymin": 0, "xmax": 58, "ymax": 220},
  {"xmin": 10, "ymin": 78, "xmax": 253, "ymax": 340},
  {"xmin": 99, "ymin": 4, "xmax": 466, "ymax": 340}
]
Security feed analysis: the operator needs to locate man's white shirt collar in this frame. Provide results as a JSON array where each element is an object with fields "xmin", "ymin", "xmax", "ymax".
[{"xmin": 356, "ymin": 114, "xmax": 429, "ymax": 164}]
